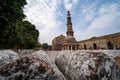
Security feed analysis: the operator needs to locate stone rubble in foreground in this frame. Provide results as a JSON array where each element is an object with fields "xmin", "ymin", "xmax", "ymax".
[
  {"xmin": 55, "ymin": 50, "xmax": 120, "ymax": 80},
  {"xmin": 0, "ymin": 50, "xmax": 120, "ymax": 80},
  {"xmin": 0, "ymin": 50, "xmax": 65, "ymax": 80},
  {"xmin": 0, "ymin": 50, "xmax": 19, "ymax": 67}
]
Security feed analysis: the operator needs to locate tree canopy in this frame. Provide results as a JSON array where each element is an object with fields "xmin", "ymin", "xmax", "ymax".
[
  {"xmin": 0, "ymin": 0, "xmax": 40, "ymax": 49},
  {"xmin": 41, "ymin": 43, "xmax": 49, "ymax": 50}
]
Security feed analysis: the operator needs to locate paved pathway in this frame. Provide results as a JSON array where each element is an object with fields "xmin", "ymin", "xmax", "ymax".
[
  {"xmin": 46, "ymin": 51, "xmax": 60, "ymax": 62},
  {"xmin": 46, "ymin": 51, "xmax": 66, "ymax": 80}
]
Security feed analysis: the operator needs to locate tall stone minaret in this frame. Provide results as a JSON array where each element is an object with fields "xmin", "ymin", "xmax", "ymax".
[{"xmin": 66, "ymin": 11, "xmax": 74, "ymax": 36}]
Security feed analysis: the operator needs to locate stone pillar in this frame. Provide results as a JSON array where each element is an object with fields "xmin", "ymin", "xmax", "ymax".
[
  {"xmin": 75, "ymin": 46, "xmax": 77, "ymax": 50},
  {"xmin": 67, "ymin": 45, "xmax": 69, "ymax": 50},
  {"xmin": 71, "ymin": 45, "xmax": 72, "ymax": 50}
]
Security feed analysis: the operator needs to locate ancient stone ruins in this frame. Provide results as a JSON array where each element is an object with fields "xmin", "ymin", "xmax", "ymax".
[
  {"xmin": 0, "ymin": 50, "xmax": 120, "ymax": 80},
  {"xmin": 0, "ymin": 11, "xmax": 120, "ymax": 80},
  {"xmin": 52, "ymin": 11, "xmax": 120, "ymax": 51}
]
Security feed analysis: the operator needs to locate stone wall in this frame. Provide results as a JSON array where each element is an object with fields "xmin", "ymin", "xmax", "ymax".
[
  {"xmin": 52, "ymin": 32, "xmax": 120, "ymax": 50},
  {"xmin": 52, "ymin": 34, "xmax": 65, "ymax": 51},
  {"xmin": 79, "ymin": 32, "xmax": 120, "ymax": 50}
]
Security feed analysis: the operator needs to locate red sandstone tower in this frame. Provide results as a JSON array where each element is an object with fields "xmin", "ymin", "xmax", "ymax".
[{"xmin": 66, "ymin": 11, "xmax": 74, "ymax": 36}]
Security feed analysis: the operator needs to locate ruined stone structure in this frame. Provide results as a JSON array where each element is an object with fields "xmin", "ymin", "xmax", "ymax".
[
  {"xmin": 52, "ymin": 11, "xmax": 78, "ymax": 50},
  {"xmin": 62, "ymin": 11, "xmax": 78, "ymax": 50},
  {"xmin": 55, "ymin": 50, "xmax": 120, "ymax": 80},
  {"xmin": 52, "ymin": 11, "xmax": 120, "ymax": 51},
  {"xmin": 52, "ymin": 34, "xmax": 65, "ymax": 50},
  {"xmin": 79, "ymin": 32, "xmax": 120, "ymax": 50}
]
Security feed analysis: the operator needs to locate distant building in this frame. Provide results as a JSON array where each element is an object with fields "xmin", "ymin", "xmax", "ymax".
[
  {"xmin": 62, "ymin": 11, "xmax": 78, "ymax": 50},
  {"xmin": 52, "ymin": 11, "xmax": 120, "ymax": 51},
  {"xmin": 52, "ymin": 34, "xmax": 65, "ymax": 50},
  {"xmin": 78, "ymin": 32, "xmax": 120, "ymax": 50},
  {"xmin": 52, "ymin": 11, "xmax": 78, "ymax": 50}
]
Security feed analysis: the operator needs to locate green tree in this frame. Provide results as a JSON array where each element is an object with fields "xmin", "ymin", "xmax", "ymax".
[
  {"xmin": 0, "ymin": 0, "xmax": 39, "ymax": 49},
  {"xmin": 48, "ymin": 45, "xmax": 52, "ymax": 51},
  {"xmin": 42, "ymin": 43, "xmax": 49, "ymax": 50}
]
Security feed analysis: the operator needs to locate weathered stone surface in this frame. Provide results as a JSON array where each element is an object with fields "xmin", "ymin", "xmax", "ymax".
[
  {"xmin": 0, "ymin": 50, "xmax": 65, "ymax": 80},
  {"xmin": 114, "ymin": 56, "xmax": 120, "ymax": 67},
  {"xmin": 0, "ymin": 50, "xmax": 19, "ymax": 66},
  {"xmin": 14, "ymin": 49, "xmax": 35, "ymax": 57},
  {"xmin": 55, "ymin": 50, "xmax": 120, "ymax": 80}
]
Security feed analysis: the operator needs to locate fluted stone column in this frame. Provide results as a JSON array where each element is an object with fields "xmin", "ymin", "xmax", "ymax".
[
  {"xmin": 75, "ymin": 46, "xmax": 77, "ymax": 50},
  {"xmin": 71, "ymin": 45, "xmax": 72, "ymax": 50},
  {"xmin": 67, "ymin": 45, "xmax": 69, "ymax": 50}
]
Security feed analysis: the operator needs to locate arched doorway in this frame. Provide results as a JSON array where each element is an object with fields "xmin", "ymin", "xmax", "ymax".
[
  {"xmin": 107, "ymin": 42, "xmax": 113, "ymax": 49},
  {"xmin": 72, "ymin": 45, "xmax": 75, "ymax": 50},
  {"xmin": 69, "ymin": 46, "xmax": 71, "ymax": 50},
  {"xmin": 84, "ymin": 44, "xmax": 87, "ymax": 50},
  {"xmin": 93, "ymin": 43, "xmax": 97, "ymax": 50}
]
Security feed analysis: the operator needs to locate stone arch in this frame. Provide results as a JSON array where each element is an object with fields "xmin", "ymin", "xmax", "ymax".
[
  {"xmin": 72, "ymin": 45, "xmax": 75, "ymax": 50},
  {"xmin": 84, "ymin": 44, "xmax": 87, "ymax": 50},
  {"xmin": 93, "ymin": 43, "xmax": 97, "ymax": 50},
  {"xmin": 69, "ymin": 45, "xmax": 71, "ymax": 50},
  {"xmin": 107, "ymin": 42, "xmax": 113, "ymax": 49}
]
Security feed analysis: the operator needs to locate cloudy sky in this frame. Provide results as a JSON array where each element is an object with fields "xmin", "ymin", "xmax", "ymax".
[{"xmin": 24, "ymin": 0, "xmax": 120, "ymax": 44}]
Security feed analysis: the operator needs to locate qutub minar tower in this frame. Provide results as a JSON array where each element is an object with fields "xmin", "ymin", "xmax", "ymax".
[
  {"xmin": 62, "ymin": 11, "xmax": 79, "ymax": 50},
  {"xmin": 66, "ymin": 11, "xmax": 74, "ymax": 36},
  {"xmin": 52, "ymin": 11, "xmax": 120, "ymax": 51}
]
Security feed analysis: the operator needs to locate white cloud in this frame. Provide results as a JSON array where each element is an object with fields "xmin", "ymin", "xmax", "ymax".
[
  {"xmin": 87, "ymin": 3, "xmax": 120, "ymax": 32},
  {"xmin": 24, "ymin": 0, "xmax": 62, "ymax": 44},
  {"xmin": 81, "ymin": 2, "xmax": 97, "ymax": 23},
  {"xmin": 24, "ymin": 0, "xmax": 120, "ymax": 45},
  {"xmin": 75, "ymin": 3, "xmax": 120, "ymax": 41},
  {"xmin": 63, "ymin": 0, "xmax": 78, "ymax": 10}
]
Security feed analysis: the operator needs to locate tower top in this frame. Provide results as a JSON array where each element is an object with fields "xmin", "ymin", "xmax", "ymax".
[{"xmin": 67, "ymin": 11, "xmax": 70, "ymax": 16}]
